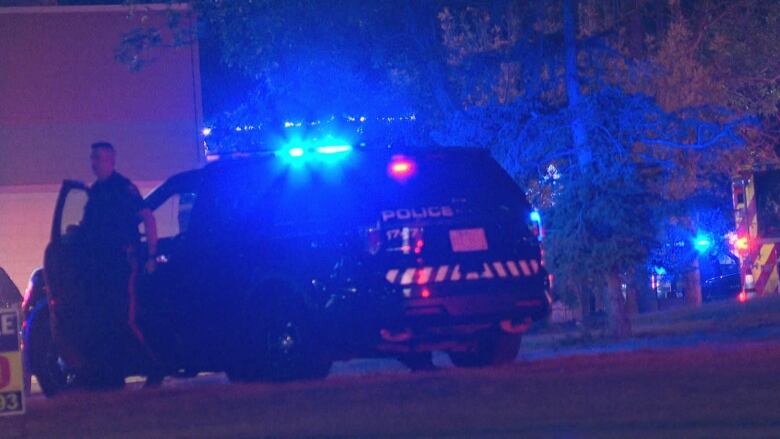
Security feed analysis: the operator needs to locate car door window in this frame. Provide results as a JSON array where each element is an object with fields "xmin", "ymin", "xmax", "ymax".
[
  {"xmin": 61, "ymin": 189, "xmax": 88, "ymax": 239},
  {"xmin": 152, "ymin": 192, "xmax": 197, "ymax": 239}
]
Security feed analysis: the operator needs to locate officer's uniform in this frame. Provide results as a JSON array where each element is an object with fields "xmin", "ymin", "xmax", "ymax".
[
  {"xmin": 78, "ymin": 171, "xmax": 145, "ymax": 387},
  {"xmin": 82, "ymin": 172, "xmax": 144, "ymax": 249}
]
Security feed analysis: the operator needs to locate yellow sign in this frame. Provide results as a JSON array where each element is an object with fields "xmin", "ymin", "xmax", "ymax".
[{"xmin": 0, "ymin": 308, "xmax": 24, "ymax": 416}]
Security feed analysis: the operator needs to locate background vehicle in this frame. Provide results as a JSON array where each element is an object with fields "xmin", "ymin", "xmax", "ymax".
[
  {"xmin": 732, "ymin": 167, "xmax": 780, "ymax": 299},
  {"xmin": 27, "ymin": 145, "xmax": 550, "ymax": 394}
]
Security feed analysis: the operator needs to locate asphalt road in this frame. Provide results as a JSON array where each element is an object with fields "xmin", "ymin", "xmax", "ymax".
[{"xmin": 3, "ymin": 338, "xmax": 780, "ymax": 438}]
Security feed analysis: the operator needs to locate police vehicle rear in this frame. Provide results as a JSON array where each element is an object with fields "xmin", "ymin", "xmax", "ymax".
[{"xmin": 140, "ymin": 144, "xmax": 549, "ymax": 380}]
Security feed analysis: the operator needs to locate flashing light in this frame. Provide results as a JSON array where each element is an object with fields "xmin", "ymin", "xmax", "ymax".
[
  {"xmin": 738, "ymin": 291, "xmax": 748, "ymax": 303},
  {"xmin": 392, "ymin": 162, "xmax": 411, "ymax": 173},
  {"xmin": 735, "ymin": 236, "xmax": 749, "ymax": 251},
  {"xmin": 388, "ymin": 156, "xmax": 416, "ymax": 180},
  {"xmin": 201, "ymin": 127, "xmax": 212, "ymax": 136},
  {"xmin": 315, "ymin": 145, "xmax": 352, "ymax": 154},
  {"xmin": 288, "ymin": 147, "xmax": 305, "ymax": 157},
  {"xmin": 528, "ymin": 209, "xmax": 543, "ymax": 241},
  {"xmin": 278, "ymin": 134, "xmax": 353, "ymax": 163},
  {"xmin": 693, "ymin": 233, "xmax": 713, "ymax": 253},
  {"xmin": 421, "ymin": 288, "xmax": 431, "ymax": 298}
]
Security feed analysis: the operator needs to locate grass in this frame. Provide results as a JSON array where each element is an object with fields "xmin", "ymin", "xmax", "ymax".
[{"xmin": 524, "ymin": 295, "xmax": 780, "ymax": 349}]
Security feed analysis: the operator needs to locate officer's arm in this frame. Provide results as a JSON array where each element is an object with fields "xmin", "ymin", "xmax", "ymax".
[{"xmin": 139, "ymin": 207, "xmax": 158, "ymax": 258}]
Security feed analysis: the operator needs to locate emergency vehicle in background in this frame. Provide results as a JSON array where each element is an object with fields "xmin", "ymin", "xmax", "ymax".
[{"xmin": 731, "ymin": 166, "xmax": 780, "ymax": 300}]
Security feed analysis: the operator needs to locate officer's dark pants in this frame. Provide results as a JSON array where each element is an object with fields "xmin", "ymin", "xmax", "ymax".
[{"xmin": 79, "ymin": 244, "xmax": 137, "ymax": 388}]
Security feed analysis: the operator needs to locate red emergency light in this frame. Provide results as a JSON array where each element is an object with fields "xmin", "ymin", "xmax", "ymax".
[{"xmin": 388, "ymin": 156, "xmax": 416, "ymax": 180}]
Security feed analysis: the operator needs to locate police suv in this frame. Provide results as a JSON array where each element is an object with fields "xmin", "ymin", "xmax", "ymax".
[{"xmin": 27, "ymin": 143, "xmax": 550, "ymax": 392}]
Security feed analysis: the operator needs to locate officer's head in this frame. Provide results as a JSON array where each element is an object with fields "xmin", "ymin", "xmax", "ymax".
[{"xmin": 90, "ymin": 141, "xmax": 116, "ymax": 180}]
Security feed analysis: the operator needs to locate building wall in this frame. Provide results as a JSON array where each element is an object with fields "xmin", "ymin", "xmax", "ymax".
[{"xmin": 0, "ymin": 4, "xmax": 203, "ymax": 289}]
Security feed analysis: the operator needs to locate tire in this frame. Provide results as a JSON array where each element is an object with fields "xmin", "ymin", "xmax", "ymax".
[
  {"xmin": 227, "ymin": 283, "xmax": 332, "ymax": 383},
  {"xmin": 449, "ymin": 331, "xmax": 521, "ymax": 368},
  {"xmin": 23, "ymin": 302, "xmax": 76, "ymax": 397}
]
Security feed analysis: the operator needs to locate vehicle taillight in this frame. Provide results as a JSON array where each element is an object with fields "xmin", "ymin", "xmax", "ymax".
[{"xmin": 414, "ymin": 237, "xmax": 424, "ymax": 255}]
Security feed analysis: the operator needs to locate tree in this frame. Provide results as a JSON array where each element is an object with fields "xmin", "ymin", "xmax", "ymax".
[
  {"xmin": 124, "ymin": 0, "xmax": 769, "ymax": 335},
  {"xmin": 435, "ymin": 0, "xmax": 751, "ymax": 336}
]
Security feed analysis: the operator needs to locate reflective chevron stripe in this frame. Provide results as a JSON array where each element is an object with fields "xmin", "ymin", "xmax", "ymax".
[{"xmin": 386, "ymin": 260, "xmax": 541, "ymax": 286}]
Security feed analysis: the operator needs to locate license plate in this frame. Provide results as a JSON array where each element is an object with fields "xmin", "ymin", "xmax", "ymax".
[{"xmin": 449, "ymin": 228, "xmax": 488, "ymax": 252}]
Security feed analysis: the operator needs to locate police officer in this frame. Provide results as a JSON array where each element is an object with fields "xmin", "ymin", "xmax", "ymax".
[
  {"xmin": 78, "ymin": 141, "xmax": 158, "ymax": 388},
  {"xmin": 82, "ymin": 141, "xmax": 158, "ymax": 267}
]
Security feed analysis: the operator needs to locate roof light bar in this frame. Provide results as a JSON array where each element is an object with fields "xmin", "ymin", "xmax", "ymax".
[{"xmin": 315, "ymin": 145, "xmax": 352, "ymax": 154}]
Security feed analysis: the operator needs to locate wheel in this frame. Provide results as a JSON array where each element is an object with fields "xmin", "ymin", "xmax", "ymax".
[
  {"xmin": 449, "ymin": 331, "xmax": 521, "ymax": 368},
  {"xmin": 227, "ymin": 283, "xmax": 332, "ymax": 383},
  {"xmin": 23, "ymin": 302, "xmax": 76, "ymax": 397},
  {"xmin": 398, "ymin": 352, "xmax": 437, "ymax": 371}
]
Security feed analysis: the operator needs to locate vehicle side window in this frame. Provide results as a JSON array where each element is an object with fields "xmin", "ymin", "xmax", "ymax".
[
  {"xmin": 717, "ymin": 252, "xmax": 740, "ymax": 275},
  {"xmin": 152, "ymin": 192, "xmax": 198, "ymax": 239},
  {"xmin": 62, "ymin": 189, "xmax": 88, "ymax": 239}
]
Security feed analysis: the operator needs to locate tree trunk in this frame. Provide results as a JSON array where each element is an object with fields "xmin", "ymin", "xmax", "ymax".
[
  {"xmin": 627, "ymin": 0, "xmax": 645, "ymax": 59},
  {"xmin": 605, "ymin": 272, "xmax": 632, "ymax": 338},
  {"xmin": 625, "ymin": 279, "xmax": 640, "ymax": 316},
  {"xmin": 684, "ymin": 257, "xmax": 703, "ymax": 306},
  {"xmin": 578, "ymin": 284, "xmax": 591, "ymax": 320},
  {"xmin": 563, "ymin": 0, "xmax": 590, "ymax": 170},
  {"xmin": 636, "ymin": 265, "xmax": 659, "ymax": 313}
]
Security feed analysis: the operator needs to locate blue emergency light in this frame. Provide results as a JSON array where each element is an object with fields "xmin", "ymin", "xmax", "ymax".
[
  {"xmin": 279, "ymin": 134, "xmax": 353, "ymax": 160},
  {"xmin": 693, "ymin": 232, "xmax": 713, "ymax": 253}
]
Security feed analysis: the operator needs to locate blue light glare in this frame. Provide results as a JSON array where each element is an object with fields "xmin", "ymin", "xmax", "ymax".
[
  {"xmin": 530, "ymin": 210, "xmax": 541, "ymax": 223},
  {"xmin": 693, "ymin": 232, "xmax": 713, "ymax": 253},
  {"xmin": 277, "ymin": 134, "xmax": 354, "ymax": 167},
  {"xmin": 315, "ymin": 145, "xmax": 352, "ymax": 154}
]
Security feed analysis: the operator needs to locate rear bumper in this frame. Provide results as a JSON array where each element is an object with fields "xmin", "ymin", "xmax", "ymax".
[
  {"xmin": 322, "ymin": 280, "xmax": 550, "ymax": 354},
  {"xmin": 403, "ymin": 291, "xmax": 548, "ymax": 320}
]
